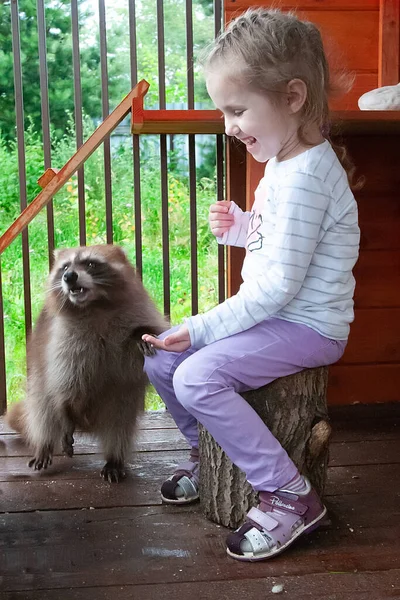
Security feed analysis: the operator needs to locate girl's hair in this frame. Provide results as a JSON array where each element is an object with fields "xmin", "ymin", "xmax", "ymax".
[{"xmin": 201, "ymin": 8, "xmax": 361, "ymax": 190}]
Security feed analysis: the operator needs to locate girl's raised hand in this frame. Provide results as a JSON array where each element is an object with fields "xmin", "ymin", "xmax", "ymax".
[
  {"xmin": 209, "ymin": 200, "xmax": 233, "ymax": 237},
  {"xmin": 142, "ymin": 325, "xmax": 191, "ymax": 353}
]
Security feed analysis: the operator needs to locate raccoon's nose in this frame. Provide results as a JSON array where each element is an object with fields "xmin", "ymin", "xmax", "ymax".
[{"xmin": 63, "ymin": 270, "xmax": 78, "ymax": 284}]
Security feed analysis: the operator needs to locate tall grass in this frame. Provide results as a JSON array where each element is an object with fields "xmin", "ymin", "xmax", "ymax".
[{"xmin": 0, "ymin": 121, "xmax": 220, "ymax": 410}]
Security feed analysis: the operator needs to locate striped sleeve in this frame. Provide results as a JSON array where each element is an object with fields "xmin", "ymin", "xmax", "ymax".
[
  {"xmin": 186, "ymin": 173, "xmax": 333, "ymax": 348},
  {"xmin": 216, "ymin": 201, "xmax": 250, "ymax": 248}
]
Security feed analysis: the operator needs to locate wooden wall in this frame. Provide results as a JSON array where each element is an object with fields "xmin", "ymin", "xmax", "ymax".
[{"xmin": 224, "ymin": 1, "xmax": 400, "ymax": 404}]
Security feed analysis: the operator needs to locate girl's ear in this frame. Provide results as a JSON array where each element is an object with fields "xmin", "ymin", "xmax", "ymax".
[{"xmin": 286, "ymin": 79, "xmax": 308, "ymax": 114}]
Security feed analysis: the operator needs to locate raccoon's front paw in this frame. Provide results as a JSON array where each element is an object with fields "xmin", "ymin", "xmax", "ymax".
[
  {"xmin": 62, "ymin": 432, "xmax": 74, "ymax": 457},
  {"xmin": 101, "ymin": 460, "xmax": 126, "ymax": 483},
  {"xmin": 137, "ymin": 339, "xmax": 158, "ymax": 357},
  {"xmin": 28, "ymin": 445, "xmax": 53, "ymax": 470}
]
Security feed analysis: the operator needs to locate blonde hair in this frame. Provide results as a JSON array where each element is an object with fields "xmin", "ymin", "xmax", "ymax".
[{"xmin": 202, "ymin": 8, "xmax": 361, "ymax": 190}]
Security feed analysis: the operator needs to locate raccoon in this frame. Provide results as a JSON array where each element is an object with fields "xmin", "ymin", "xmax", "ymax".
[{"xmin": 6, "ymin": 244, "xmax": 169, "ymax": 482}]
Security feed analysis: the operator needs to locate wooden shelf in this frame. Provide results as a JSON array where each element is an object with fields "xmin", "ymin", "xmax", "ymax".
[
  {"xmin": 331, "ymin": 111, "xmax": 400, "ymax": 135},
  {"xmin": 131, "ymin": 80, "xmax": 400, "ymax": 136}
]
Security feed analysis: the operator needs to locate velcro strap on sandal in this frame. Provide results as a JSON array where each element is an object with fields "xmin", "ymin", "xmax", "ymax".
[
  {"xmin": 247, "ymin": 507, "xmax": 279, "ymax": 532},
  {"xmin": 260, "ymin": 492, "xmax": 308, "ymax": 516},
  {"xmin": 176, "ymin": 475, "xmax": 198, "ymax": 499}
]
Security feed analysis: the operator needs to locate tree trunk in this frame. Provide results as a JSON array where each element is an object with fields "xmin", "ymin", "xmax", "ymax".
[{"xmin": 198, "ymin": 367, "xmax": 331, "ymax": 528}]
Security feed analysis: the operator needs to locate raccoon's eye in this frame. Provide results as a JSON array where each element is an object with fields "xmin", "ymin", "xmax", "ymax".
[
  {"xmin": 63, "ymin": 264, "xmax": 69, "ymax": 272},
  {"xmin": 87, "ymin": 261, "xmax": 96, "ymax": 269}
]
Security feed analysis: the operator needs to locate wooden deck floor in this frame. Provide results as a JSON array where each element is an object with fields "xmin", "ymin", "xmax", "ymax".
[{"xmin": 1, "ymin": 403, "xmax": 400, "ymax": 599}]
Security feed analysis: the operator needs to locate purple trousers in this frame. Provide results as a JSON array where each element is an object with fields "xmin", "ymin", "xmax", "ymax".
[{"xmin": 144, "ymin": 317, "xmax": 346, "ymax": 492}]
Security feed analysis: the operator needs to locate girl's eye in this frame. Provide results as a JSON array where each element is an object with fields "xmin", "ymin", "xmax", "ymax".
[{"xmin": 234, "ymin": 110, "xmax": 244, "ymax": 117}]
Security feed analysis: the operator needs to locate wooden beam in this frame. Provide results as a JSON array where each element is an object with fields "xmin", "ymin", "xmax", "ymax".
[{"xmin": 379, "ymin": 0, "xmax": 400, "ymax": 86}]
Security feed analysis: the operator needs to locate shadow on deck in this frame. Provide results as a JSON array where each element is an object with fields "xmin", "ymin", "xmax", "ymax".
[{"xmin": 1, "ymin": 404, "xmax": 400, "ymax": 599}]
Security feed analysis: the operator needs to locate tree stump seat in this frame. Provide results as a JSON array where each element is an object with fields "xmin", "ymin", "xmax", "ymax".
[{"xmin": 198, "ymin": 366, "xmax": 331, "ymax": 528}]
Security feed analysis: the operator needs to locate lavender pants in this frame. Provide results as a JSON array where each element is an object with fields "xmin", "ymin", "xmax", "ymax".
[{"xmin": 144, "ymin": 318, "xmax": 346, "ymax": 492}]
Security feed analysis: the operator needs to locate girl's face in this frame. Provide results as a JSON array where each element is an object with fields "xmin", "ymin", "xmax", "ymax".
[{"xmin": 206, "ymin": 70, "xmax": 300, "ymax": 163}]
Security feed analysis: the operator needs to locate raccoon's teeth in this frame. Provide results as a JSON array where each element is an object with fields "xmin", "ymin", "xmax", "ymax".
[{"xmin": 70, "ymin": 288, "xmax": 84, "ymax": 295}]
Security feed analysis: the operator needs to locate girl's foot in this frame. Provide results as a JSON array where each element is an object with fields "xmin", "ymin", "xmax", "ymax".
[
  {"xmin": 161, "ymin": 460, "xmax": 199, "ymax": 504},
  {"xmin": 226, "ymin": 477, "xmax": 326, "ymax": 561}
]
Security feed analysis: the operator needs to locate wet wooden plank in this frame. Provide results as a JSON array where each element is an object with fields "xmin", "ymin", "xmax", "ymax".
[
  {"xmin": 0, "ymin": 450, "xmax": 187, "ymax": 512},
  {"xmin": 0, "ymin": 427, "xmax": 189, "ymax": 458},
  {"xmin": 2, "ymin": 570, "xmax": 399, "ymax": 600},
  {"xmin": 1, "ymin": 500, "xmax": 400, "ymax": 592}
]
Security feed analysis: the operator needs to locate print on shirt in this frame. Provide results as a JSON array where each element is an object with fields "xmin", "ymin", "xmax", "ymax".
[{"xmin": 246, "ymin": 210, "xmax": 264, "ymax": 252}]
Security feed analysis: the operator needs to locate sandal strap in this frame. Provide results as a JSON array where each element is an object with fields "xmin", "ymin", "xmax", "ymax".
[
  {"xmin": 174, "ymin": 474, "xmax": 198, "ymax": 499},
  {"xmin": 247, "ymin": 507, "xmax": 280, "ymax": 532},
  {"xmin": 258, "ymin": 491, "xmax": 308, "ymax": 516}
]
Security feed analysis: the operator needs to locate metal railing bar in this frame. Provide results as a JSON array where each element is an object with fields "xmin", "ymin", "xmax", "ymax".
[
  {"xmin": 71, "ymin": 0, "xmax": 87, "ymax": 245},
  {"xmin": 157, "ymin": 0, "xmax": 170, "ymax": 317},
  {"xmin": 128, "ymin": 0, "xmax": 143, "ymax": 275},
  {"xmin": 11, "ymin": 0, "xmax": 32, "ymax": 338},
  {"xmin": 37, "ymin": 0, "xmax": 55, "ymax": 267},
  {"xmin": 99, "ymin": 0, "xmax": 113, "ymax": 244},
  {"xmin": 186, "ymin": 0, "xmax": 198, "ymax": 314},
  {"xmin": 0, "ymin": 262, "xmax": 7, "ymax": 414},
  {"xmin": 216, "ymin": 133, "xmax": 225, "ymax": 303}
]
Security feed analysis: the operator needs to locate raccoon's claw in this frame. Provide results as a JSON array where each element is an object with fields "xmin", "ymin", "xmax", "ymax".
[
  {"xmin": 137, "ymin": 339, "xmax": 157, "ymax": 357},
  {"xmin": 28, "ymin": 446, "xmax": 53, "ymax": 470},
  {"xmin": 62, "ymin": 432, "xmax": 74, "ymax": 457},
  {"xmin": 101, "ymin": 461, "xmax": 126, "ymax": 483}
]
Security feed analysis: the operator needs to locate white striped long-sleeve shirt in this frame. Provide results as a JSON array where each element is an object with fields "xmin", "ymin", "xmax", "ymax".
[{"xmin": 185, "ymin": 140, "xmax": 360, "ymax": 348}]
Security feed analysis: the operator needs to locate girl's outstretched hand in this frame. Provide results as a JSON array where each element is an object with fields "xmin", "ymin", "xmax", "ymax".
[
  {"xmin": 142, "ymin": 325, "xmax": 191, "ymax": 353},
  {"xmin": 209, "ymin": 200, "xmax": 233, "ymax": 237}
]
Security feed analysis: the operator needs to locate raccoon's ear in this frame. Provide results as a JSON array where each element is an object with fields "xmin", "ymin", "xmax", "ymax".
[{"xmin": 53, "ymin": 248, "xmax": 67, "ymax": 263}]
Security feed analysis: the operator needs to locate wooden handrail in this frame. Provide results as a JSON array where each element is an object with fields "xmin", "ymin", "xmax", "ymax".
[
  {"xmin": 0, "ymin": 80, "xmax": 149, "ymax": 254},
  {"xmin": 131, "ymin": 81, "xmax": 224, "ymax": 134}
]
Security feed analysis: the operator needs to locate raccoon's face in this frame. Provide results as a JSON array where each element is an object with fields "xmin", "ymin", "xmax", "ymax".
[{"xmin": 49, "ymin": 246, "xmax": 128, "ymax": 308}]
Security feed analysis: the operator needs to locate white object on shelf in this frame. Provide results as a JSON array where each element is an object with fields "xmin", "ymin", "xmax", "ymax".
[{"xmin": 358, "ymin": 83, "xmax": 400, "ymax": 110}]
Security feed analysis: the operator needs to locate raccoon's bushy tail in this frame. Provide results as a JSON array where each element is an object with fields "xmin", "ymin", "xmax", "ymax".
[{"xmin": 5, "ymin": 401, "xmax": 28, "ymax": 438}]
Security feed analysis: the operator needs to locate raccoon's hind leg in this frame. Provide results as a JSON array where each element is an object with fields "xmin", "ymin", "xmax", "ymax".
[
  {"xmin": 98, "ymin": 393, "xmax": 141, "ymax": 483},
  {"xmin": 61, "ymin": 411, "xmax": 75, "ymax": 458},
  {"xmin": 26, "ymin": 395, "xmax": 58, "ymax": 470}
]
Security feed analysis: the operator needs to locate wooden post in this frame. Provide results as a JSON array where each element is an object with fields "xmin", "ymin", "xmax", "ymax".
[{"xmin": 198, "ymin": 367, "xmax": 331, "ymax": 528}]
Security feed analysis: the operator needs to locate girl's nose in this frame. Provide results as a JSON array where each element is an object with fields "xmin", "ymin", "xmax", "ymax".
[{"xmin": 225, "ymin": 118, "xmax": 240, "ymax": 137}]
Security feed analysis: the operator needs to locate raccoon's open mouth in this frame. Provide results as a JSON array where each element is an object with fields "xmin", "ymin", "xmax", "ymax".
[
  {"xmin": 65, "ymin": 284, "xmax": 91, "ymax": 304},
  {"xmin": 69, "ymin": 286, "xmax": 85, "ymax": 296}
]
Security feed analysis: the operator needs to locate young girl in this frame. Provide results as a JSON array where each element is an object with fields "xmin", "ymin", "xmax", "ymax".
[{"xmin": 142, "ymin": 7, "xmax": 360, "ymax": 561}]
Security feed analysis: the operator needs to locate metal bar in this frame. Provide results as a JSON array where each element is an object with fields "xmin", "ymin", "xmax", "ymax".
[
  {"xmin": 37, "ymin": 0, "xmax": 55, "ymax": 267},
  {"xmin": 0, "ymin": 83, "xmax": 147, "ymax": 254},
  {"xmin": 0, "ymin": 261, "xmax": 7, "ymax": 414},
  {"xmin": 214, "ymin": 0, "xmax": 222, "ymax": 38},
  {"xmin": 99, "ymin": 0, "xmax": 113, "ymax": 244},
  {"xmin": 157, "ymin": 0, "xmax": 170, "ymax": 317},
  {"xmin": 71, "ymin": 0, "xmax": 86, "ymax": 245},
  {"xmin": 157, "ymin": 0, "xmax": 166, "ymax": 110},
  {"xmin": 160, "ymin": 135, "xmax": 170, "ymax": 317},
  {"xmin": 188, "ymin": 134, "xmax": 198, "ymax": 316},
  {"xmin": 128, "ymin": 0, "xmax": 143, "ymax": 275},
  {"xmin": 216, "ymin": 133, "xmax": 225, "ymax": 303},
  {"xmin": 214, "ymin": 0, "xmax": 225, "ymax": 303},
  {"xmin": 186, "ymin": 0, "xmax": 198, "ymax": 314},
  {"xmin": 186, "ymin": 0, "xmax": 194, "ymax": 110},
  {"xmin": 11, "ymin": 0, "xmax": 32, "ymax": 339}
]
